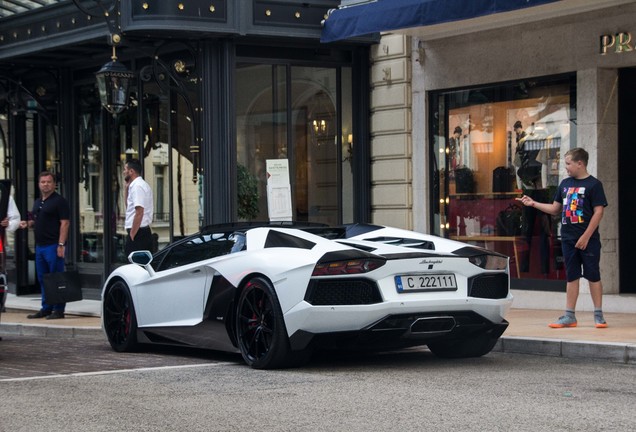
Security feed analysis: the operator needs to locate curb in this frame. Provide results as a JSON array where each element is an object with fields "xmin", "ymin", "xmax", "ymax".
[
  {"xmin": 496, "ymin": 336, "xmax": 636, "ymax": 365},
  {"xmin": 0, "ymin": 322, "xmax": 104, "ymax": 339},
  {"xmin": 2, "ymin": 323, "xmax": 635, "ymax": 365}
]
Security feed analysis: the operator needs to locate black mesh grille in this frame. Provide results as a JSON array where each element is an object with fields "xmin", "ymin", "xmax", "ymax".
[
  {"xmin": 468, "ymin": 273, "xmax": 509, "ymax": 299},
  {"xmin": 305, "ymin": 279, "xmax": 382, "ymax": 305}
]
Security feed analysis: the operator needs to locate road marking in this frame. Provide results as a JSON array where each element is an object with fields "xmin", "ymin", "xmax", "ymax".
[{"xmin": 0, "ymin": 362, "xmax": 234, "ymax": 382}]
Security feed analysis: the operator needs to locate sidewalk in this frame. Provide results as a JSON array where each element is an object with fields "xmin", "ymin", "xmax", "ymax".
[
  {"xmin": 1, "ymin": 294, "xmax": 635, "ymax": 364},
  {"xmin": 501, "ymin": 309, "xmax": 635, "ymax": 365},
  {"xmin": 0, "ymin": 294, "xmax": 102, "ymax": 339}
]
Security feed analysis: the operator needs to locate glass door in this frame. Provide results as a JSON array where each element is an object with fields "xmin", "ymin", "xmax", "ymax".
[
  {"xmin": 77, "ymin": 84, "xmax": 107, "ymax": 269},
  {"xmin": 7, "ymin": 111, "xmax": 60, "ymax": 294}
]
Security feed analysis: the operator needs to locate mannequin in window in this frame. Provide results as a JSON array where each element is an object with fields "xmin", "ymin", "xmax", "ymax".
[
  {"xmin": 514, "ymin": 122, "xmax": 544, "ymax": 189},
  {"xmin": 513, "ymin": 121, "xmax": 550, "ymax": 275},
  {"xmin": 449, "ymin": 126, "xmax": 462, "ymax": 170}
]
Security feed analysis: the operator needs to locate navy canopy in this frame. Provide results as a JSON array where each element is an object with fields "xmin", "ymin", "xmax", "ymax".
[{"xmin": 321, "ymin": 0, "xmax": 562, "ymax": 43}]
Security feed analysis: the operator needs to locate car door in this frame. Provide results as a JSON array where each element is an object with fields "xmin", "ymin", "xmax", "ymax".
[
  {"xmin": 133, "ymin": 261, "xmax": 211, "ymax": 328},
  {"xmin": 133, "ymin": 234, "xmax": 234, "ymax": 327}
]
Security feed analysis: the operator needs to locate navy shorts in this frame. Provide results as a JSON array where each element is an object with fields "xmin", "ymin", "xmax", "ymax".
[{"xmin": 561, "ymin": 237, "xmax": 602, "ymax": 282}]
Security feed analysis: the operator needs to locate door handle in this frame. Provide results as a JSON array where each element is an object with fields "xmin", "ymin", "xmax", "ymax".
[{"xmin": 190, "ymin": 269, "xmax": 201, "ymax": 274}]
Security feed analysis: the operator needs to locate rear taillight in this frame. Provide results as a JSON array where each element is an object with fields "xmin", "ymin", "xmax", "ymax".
[
  {"xmin": 468, "ymin": 254, "xmax": 507, "ymax": 270},
  {"xmin": 312, "ymin": 259, "xmax": 385, "ymax": 276}
]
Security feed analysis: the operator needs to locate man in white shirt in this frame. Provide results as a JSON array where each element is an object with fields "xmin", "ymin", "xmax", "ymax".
[{"xmin": 123, "ymin": 159, "xmax": 154, "ymax": 256}]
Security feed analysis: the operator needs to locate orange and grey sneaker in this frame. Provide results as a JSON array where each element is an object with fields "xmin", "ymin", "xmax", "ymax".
[
  {"xmin": 549, "ymin": 315, "xmax": 577, "ymax": 328},
  {"xmin": 595, "ymin": 316, "xmax": 608, "ymax": 328}
]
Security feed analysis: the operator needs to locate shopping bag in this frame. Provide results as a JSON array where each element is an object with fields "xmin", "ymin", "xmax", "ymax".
[
  {"xmin": 454, "ymin": 167, "xmax": 475, "ymax": 193},
  {"xmin": 43, "ymin": 271, "xmax": 83, "ymax": 304}
]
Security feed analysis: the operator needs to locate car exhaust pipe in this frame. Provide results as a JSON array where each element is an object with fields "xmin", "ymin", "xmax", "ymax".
[{"xmin": 410, "ymin": 316, "xmax": 456, "ymax": 334}]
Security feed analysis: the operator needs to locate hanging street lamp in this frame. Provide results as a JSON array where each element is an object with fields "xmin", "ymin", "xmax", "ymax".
[{"xmin": 95, "ymin": 41, "xmax": 135, "ymax": 116}]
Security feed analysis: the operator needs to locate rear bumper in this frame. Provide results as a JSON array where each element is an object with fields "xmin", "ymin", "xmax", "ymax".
[{"xmin": 289, "ymin": 310, "xmax": 509, "ymax": 351}]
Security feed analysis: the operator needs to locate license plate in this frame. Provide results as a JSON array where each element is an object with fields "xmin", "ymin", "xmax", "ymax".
[{"xmin": 395, "ymin": 274, "xmax": 457, "ymax": 292}]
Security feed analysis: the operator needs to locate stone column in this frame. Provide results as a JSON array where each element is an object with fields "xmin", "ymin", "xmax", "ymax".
[
  {"xmin": 369, "ymin": 34, "xmax": 413, "ymax": 229},
  {"xmin": 576, "ymin": 68, "xmax": 619, "ymax": 295}
]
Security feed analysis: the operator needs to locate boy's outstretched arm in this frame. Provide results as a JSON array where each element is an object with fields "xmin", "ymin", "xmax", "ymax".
[{"xmin": 516, "ymin": 195, "xmax": 562, "ymax": 216}]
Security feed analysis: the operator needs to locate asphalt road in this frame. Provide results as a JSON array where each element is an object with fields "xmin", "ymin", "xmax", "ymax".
[
  {"xmin": 1, "ymin": 335, "xmax": 636, "ymax": 431},
  {"xmin": 0, "ymin": 334, "xmax": 234, "ymax": 380}
]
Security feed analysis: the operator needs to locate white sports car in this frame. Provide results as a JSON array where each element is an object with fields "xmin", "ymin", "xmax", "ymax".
[{"xmin": 102, "ymin": 223, "xmax": 513, "ymax": 369}]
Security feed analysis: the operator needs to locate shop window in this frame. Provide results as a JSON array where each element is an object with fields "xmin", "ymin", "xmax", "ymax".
[
  {"xmin": 430, "ymin": 75, "xmax": 575, "ymax": 285},
  {"xmin": 75, "ymin": 71, "xmax": 203, "ymax": 267},
  {"xmin": 236, "ymin": 63, "xmax": 353, "ymax": 225}
]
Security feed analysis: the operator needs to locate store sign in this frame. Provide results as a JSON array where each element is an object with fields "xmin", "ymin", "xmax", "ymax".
[
  {"xmin": 266, "ymin": 159, "xmax": 292, "ymax": 222},
  {"xmin": 600, "ymin": 32, "xmax": 633, "ymax": 54}
]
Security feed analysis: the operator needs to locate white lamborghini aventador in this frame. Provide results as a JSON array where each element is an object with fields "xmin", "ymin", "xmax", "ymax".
[{"xmin": 102, "ymin": 223, "xmax": 513, "ymax": 369}]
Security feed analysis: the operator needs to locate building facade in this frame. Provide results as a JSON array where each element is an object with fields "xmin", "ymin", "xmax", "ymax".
[
  {"xmin": 365, "ymin": 1, "xmax": 635, "ymax": 311},
  {"xmin": 0, "ymin": 0, "xmax": 373, "ymax": 297},
  {"xmin": 3, "ymin": 0, "xmax": 635, "ymax": 312}
]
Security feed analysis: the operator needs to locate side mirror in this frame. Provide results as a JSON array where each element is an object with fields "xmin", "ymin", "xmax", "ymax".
[{"xmin": 129, "ymin": 250, "xmax": 153, "ymax": 266}]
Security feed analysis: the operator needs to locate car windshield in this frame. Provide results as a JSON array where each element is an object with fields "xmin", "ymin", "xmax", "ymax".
[{"xmin": 153, "ymin": 231, "xmax": 245, "ymax": 271}]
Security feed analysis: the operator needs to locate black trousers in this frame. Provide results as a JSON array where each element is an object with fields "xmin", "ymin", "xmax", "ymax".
[
  {"xmin": 125, "ymin": 226, "xmax": 153, "ymax": 256},
  {"xmin": 520, "ymin": 189, "xmax": 551, "ymax": 274}
]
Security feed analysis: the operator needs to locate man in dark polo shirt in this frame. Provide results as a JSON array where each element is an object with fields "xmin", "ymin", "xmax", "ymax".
[{"xmin": 20, "ymin": 171, "xmax": 70, "ymax": 320}]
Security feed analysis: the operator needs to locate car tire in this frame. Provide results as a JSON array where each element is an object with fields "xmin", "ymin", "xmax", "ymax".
[
  {"xmin": 236, "ymin": 276, "xmax": 292, "ymax": 369},
  {"xmin": 103, "ymin": 280, "xmax": 139, "ymax": 352},
  {"xmin": 427, "ymin": 331, "xmax": 500, "ymax": 359}
]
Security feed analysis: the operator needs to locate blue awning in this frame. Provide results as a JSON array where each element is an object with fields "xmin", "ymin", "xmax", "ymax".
[{"xmin": 321, "ymin": 0, "xmax": 562, "ymax": 43}]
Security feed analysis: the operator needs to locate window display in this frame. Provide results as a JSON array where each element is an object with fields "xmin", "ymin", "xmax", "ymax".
[{"xmin": 430, "ymin": 75, "xmax": 576, "ymax": 286}]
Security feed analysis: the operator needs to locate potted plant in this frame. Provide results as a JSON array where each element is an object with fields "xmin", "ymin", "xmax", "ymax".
[{"xmin": 237, "ymin": 164, "xmax": 259, "ymax": 220}]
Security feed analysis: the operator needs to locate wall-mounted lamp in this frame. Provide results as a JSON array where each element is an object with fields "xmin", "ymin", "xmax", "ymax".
[{"xmin": 343, "ymin": 133, "xmax": 353, "ymax": 163}]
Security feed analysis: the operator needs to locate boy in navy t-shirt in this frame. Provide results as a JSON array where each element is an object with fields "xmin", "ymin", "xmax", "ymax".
[{"xmin": 517, "ymin": 148, "xmax": 608, "ymax": 328}]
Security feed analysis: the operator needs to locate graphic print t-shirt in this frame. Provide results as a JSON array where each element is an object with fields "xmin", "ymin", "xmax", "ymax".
[{"xmin": 552, "ymin": 175, "xmax": 608, "ymax": 242}]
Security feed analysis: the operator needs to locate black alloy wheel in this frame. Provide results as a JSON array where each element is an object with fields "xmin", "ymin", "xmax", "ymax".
[
  {"xmin": 103, "ymin": 280, "xmax": 139, "ymax": 352},
  {"xmin": 236, "ymin": 277, "xmax": 291, "ymax": 369}
]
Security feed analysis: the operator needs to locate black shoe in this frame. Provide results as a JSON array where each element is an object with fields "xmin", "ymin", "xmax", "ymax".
[
  {"xmin": 46, "ymin": 311, "xmax": 65, "ymax": 320},
  {"xmin": 27, "ymin": 310, "xmax": 52, "ymax": 319}
]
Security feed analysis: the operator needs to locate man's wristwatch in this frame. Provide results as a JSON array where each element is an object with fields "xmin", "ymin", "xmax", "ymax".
[{"xmin": 58, "ymin": 243, "xmax": 65, "ymax": 247}]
